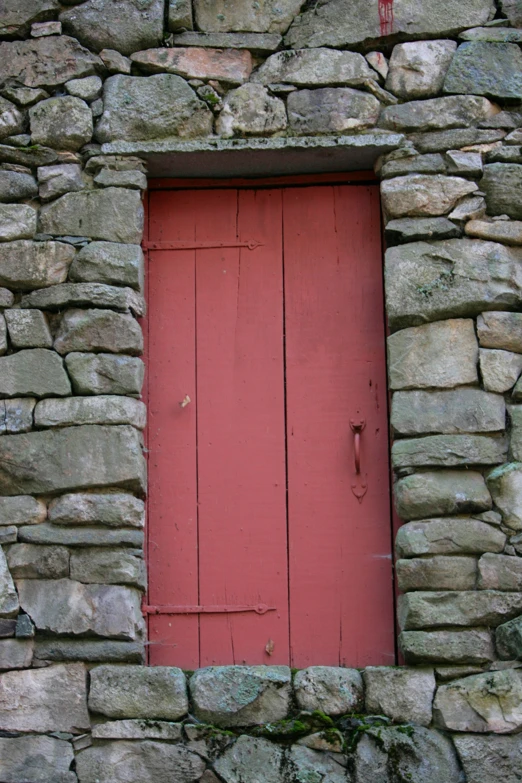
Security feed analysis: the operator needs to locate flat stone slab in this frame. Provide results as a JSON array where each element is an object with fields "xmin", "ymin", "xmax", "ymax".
[
  {"xmin": 34, "ymin": 395, "xmax": 146, "ymax": 430},
  {"xmin": 34, "ymin": 638, "xmax": 145, "ymax": 663},
  {"xmin": 89, "ymin": 665, "xmax": 188, "ymax": 719},
  {"xmin": 131, "ymin": 47, "xmax": 253, "ymax": 84},
  {"xmin": 395, "ymin": 470, "xmax": 491, "ymax": 520},
  {"xmin": 0, "ymin": 349, "xmax": 71, "ymax": 398},
  {"xmin": 19, "ymin": 523, "xmax": 143, "ymax": 547},
  {"xmin": 400, "ymin": 629, "xmax": 494, "ymax": 664},
  {"xmin": 395, "ymin": 517, "xmax": 506, "ymax": 557},
  {"xmin": 391, "ymin": 389, "xmax": 506, "ymax": 436},
  {"xmin": 21, "ymin": 282, "xmax": 144, "ymax": 316},
  {"xmin": 392, "ymin": 434, "xmax": 508, "ymax": 468},
  {"xmin": 399, "ymin": 590, "xmax": 522, "ymax": 630},
  {"xmin": 92, "ymin": 719, "xmax": 183, "ymax": 740},
  {"xmin": 48, "ymin": 491, "xmax": 144, "ymax": 528}
]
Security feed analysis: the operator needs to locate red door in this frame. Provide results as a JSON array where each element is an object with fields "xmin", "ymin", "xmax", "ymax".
[{"xmin": 146, "ymin": 181, "xmax": 394, "ymax": 669}]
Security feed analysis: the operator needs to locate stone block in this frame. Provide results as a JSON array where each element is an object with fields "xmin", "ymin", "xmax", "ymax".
[
  {"xmin": 395, "ymin": 470, "xmax": 491, "ymax": 521},
  {"xmin": 0, "ymin": 36, "xmax": 101, "ymax": 90},
  {"xmin": 396, "ymin": 518, "xmax": 506, "ymax": 558},
  {"xmin": 496, "ymin": 616, "xmax": 522, "ymax": 660},
  {"xmin": 190, "ymin": 665, "xmax": 291, "ymax": 727},
  {"xmin": 392, "ymin": 434, "xmax": 508, "ymax": 468},
  {"xmin": 396, "ymin": 555, "xmax": 478, "ymax": 591},
  {"xmin": 382, "ymin": 175, "xmax": 478, "ymax": 219},
  {"xmin": 0, "ymin": 84, "xmax": 49, "ymax": 107},
  {"xmin": 478, "ymin": 311, "xmax": 522, "ymax": 353},
  {"xmin": 509, "ymin": 406, "xmax": 522, "ymax": 461},
  {"xmin": 287, "ymin": 746, "xmax": 347, "ymax": 783},
  {"xmin": 453, "ymin": 734, "xmax": 522, "ymax": 783},
  {"xmin": 7, "ymin": 543, "xmax": 69, "ymax": 578},
  {"xmin": 385, "ymin": 217, "xmax": 461, "ymax": 244},
  {"xmin": 131, "ymin": 47, "xmax": 252, "ymax": 84},
  {"xmin": 18, "ymin": 578, "xmax": 144, "ymax": 640},
  {"xmin": 0, "ymin": 547, "xmax": 18, "ymax": 618},
  {"xmin": 217, "ymin": 83, "xmax": 287, "ymax": 137},
  {"xmin": 168, "ymin": 0, "xmax": 193, "ymax": 31},
  {"xmin": 21, "ymin": 282, "xmax": 144, "ymax": 316},
  {"xmin": 287, "ymin": 87, "xmax": 379, "ymax": 135},
  {"xmin": 434, "ymin": 669, "xmax": 522, "ymax": 733},
  {"xmin": 0, "ymin": 735, "xmax": 76, "ymax": 783},
  {"xmin": 34, "ymin": 638, "xmax": 145, "ymax": 663},
  {"xmin": 0, "ymin": 638, "xmax": 33, "ymax": 669},
  {"xmin": 0, "ymin": 349, "xmax": 70, "ymax": 398},
  {"xmin": 69, "ymin": 242, "xmax": 144, "ymax": 290},
  {"xmin": 363, "ymin": 666, "xmax": 435, "ymax": 726},
  {"xmin": 89, "ymin": 665, "xmax": 188, "ymax": 719},
  {"xmin": 480, "ymin": 349, "xmax": 522, "ymax": 392},
  {"xmin": 0, "ymin": 204, "xmax": 37, "ymax": 242},
  {"xmin": 70, "ymin": 548, "xmax": 145, "ymax": 587},
  {"xmin": 5, "ymin": 309, "xmax": 52, "ymax": 348},
  {"xmin": 172, "ymin": 31, "xmax": 282, "ymax": 51},
  {"xmin": 0, "ymin": 495, "xmax": 46, "ymax": 526},
  {"xmin": 0, "ymin": 425, "xmax": 146, "ymax": 495},
  {"xmin": 399, "ymin": 590, "xmax": 522, "ymax": 630},
  {"xmin": 93, "ymin": 719, "xmax": 183, "ymax": 740},
  {"xmin": 49, "ymin": 491, "xmax": 144, "ymax": 528},
  {"xmin": 54, "ymin": 310, "xmax": 142, "ymax": 358},
  {"xmin": 65, "ymin": 75, "xmax": 102, "ymax": 101},
  {"xmin": 39, "ymin": 188, "xmax": 143, "ymax": 244},
  {"xmin": 478, "ymin": 553, "xmax": 522, "ymax": 591},
  {"xmin": 30, "ymin": 96, "xmax": 92, "ymax": 151},
  {"xmin": 380, "ymin": 95, "xmax": 498, "ymax": 132},
  {"xmin": 386, "ymin": 41, "xmax": 456, "ymax": 99},
  {"xmin": 444, "ymin": 42, "xmax": 522, "ymax": 101},
  {"xmin": 76, "ymin": 740, "xmax": 206, "ymax": 783},
  {"xmin": 466, "ymin": 219, "xmax": 522, "ymax": 246},
  {"xmin": 0, "ymin": 662, "xmax": 89, "ymax": 732},
  {"xmin": 0, "ymin": 0, "xmax": 59, "ymax": 37},
  {"xmin": 100, "ymin": 48, "xmax": 132, "ymax": 74},
  {"xmin": 253, "ymin": 49, "xmax": 376, "ymax": 88},
  {"xmin": 0, "ymin": 289, "xmax": 13, "ymax": 308},
  {"xmin": 194, "ymin": 0, "xmax": 303, "ymax": 33},
  {"xmin": 391, "ymin": 389, "xmax": 505, "ymax": 436},
  {"xmin": 0, "ymin": 527, "xmax": 17, "ymax": 544},
  {"xmin": 460, "ymin": 27, "xmax": 522, "ymax": 43},
  {"xmin": 488, "ymin": 463, "xmax": 522, "ymax": 530},
  {"xmin": 482, "ymin": 163, "xmax": 522, "ymax": 220},
  {"xmin": 0, "ymin": 618, "xmax": 15, "ymax": 637},
  {"xmin": 379, "ymin": 153, "xmax": 447, "ymax": 179},
  {"xmin": 37, "ymin": 163, "xmax": 84, "ymax": 201},
  {"xmin": 0, "ymin": 170, "xmax": 37, "ymax": 202},
  {"xmin": 385, "ymin": 239, "xmax": 522, "ymax": 330},
  {"xmin": 19, "ymin": 524, "xmax": 143, "ymax": 547},
  {"xmin": 400, "ymin": 629, "xmax": 495, "ymax": 664},
  {"xmin": 214, "ymin": 736, "xmax": 284, "ymax": 783},
  {"xmin": 366, "ymin": 50, "xmax": 389, "ymax": 79},
  {"xmin": 15, "ymin": 613, "xmax": 34, "ymax": 638},
  {"xmin": 452, "ymin": 195, "xmax": 488, "ymax": 222},
  {"xmin": 0, "ymin": 240, "xmax": 74, "ymax": 290},
  {"xmin": 294, "ymin": 666, "xmax": 363, "ymax": 715},
  {"xmin": 387, "ymin": 318, "xmax": 478, "ymax": 390},
  {"xmin": 93, "ymin": 169, "xmax": 147, "ymax": 190},
  {"xmin": 96, "ymin": 74, "xmax": 213, "ymax": 143}
]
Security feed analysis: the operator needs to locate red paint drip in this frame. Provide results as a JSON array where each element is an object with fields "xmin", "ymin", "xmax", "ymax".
[{"xmin": 378, "ymin": 0, "xmax": 394, "ymax": 36}]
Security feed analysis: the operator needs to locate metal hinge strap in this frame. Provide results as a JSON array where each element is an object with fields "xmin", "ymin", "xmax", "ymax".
[
  {"xmin": 143, "ymin": 603, "xmax": 275, "ymax": 616},
  {"xmin": 144, "ymin": 240, "xmax": 263, "ymax": 251}
]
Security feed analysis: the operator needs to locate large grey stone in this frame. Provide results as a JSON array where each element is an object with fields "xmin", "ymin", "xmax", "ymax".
[
  {"xmin": 0, "ymin": 735, "xmax": 75, "ymax": 783},
  {"xmin": 482, "ymin": 164, "xmax": 522, "ymax": 220},
  {"xmin": 0, "ymin": 638, "xmax": 33, "ymax": 669},
  {"xmin": 21, "ymin": 283, "xmax": 144, "ymax": 316},
  {"xmin": 65, "ymin": 75, "xmax": 102, "ymax": 102},
  {"xmin": 54, "ymin": 309, "xmax": 143, "ymax": 355},
  {"xmin": 0, "ymin": 547, "xmax": 18, "ymax": 618},
  {"xmin": 294, "ymin": 666, "xmax": 363, "ymax": 715},
  {"xmin": 382, "ymin": 175, "xmax": 478, "ymax": 219},
  {"xmin": 0, "ymin": 663, "xmax": 89, "ymax": 732},
  {"xmin": 399, "ymin": 591, "xmax": 522, "ymax": 630},
  {"xmin": 385, "ymin": 239, "xmax": 522, "ymax": 330},
  {"xmin": 76, "ymin": 740, "xmax": 206, "ymax": 783},
  {"xmin": 39, "ymin": 188, "xmax": 143, "ymax": 244},
  {"xmin": 0, "ymin": 0, "xmax": 59, "ymax": 36},
  {"xmin": 30, "ymin": 97, "xmax": 93, "ymax": 151},
  {"xmin": 65, "ymin": 352, "xmax": 144, "ymax": 395},
  {"xmin": 0, "ymin": 143, "xmax": 57, "ymax": 168},
  {"xmin": 478, "ymin": 553, "xmax": 522, "ymax": 591},
  {"xmin": 131, "ymin": 47, "xmax": 253, "ymax": 84},
  {"xmin": 7, "ymin": 543, "xmax": 70, "ymax": 579},
  {"xmin": 0, "ymin": 36, "xmax": 101, "ymax": 90},
  {"xmin": 380, "ymin": 95, "xmax": 498, "ymax": 132},
  {"xmin": 70, "ymin": 242, "xmax": 144, "ymax": 290},
  {"xmin": 487, "ymin": 463, "xmax": 522, "ymax": 530},
  {"xmin": 0, "ymin": 98, "xmax": 24, "ymax": 142},
  {"xmin": 396, "ymin": 517, "xmax": 506, "ymax": 558},
  {"xmin": 391, "ymin": 389, "xmax": 506, "ymax": 436},
  {"xmin": 253, "ymin": 49, "xmax": 377, "ymax": 87},
  {"xmin": 386, "ymin": 41, "xmax": 457, "ymax": 99},
  {"xmin": 214, "ymin": 736, "xmax": 284, "ymax": 783},
  {"xmin": 217, "ymin": 84, "xmax": 287, "ymax": 138},
  {"xmin": 194, "ymin": 0, "xmax": 303, "ymax": 33},
  {"xmin": 480, "ymin": 349, "xmax": 522, "ymax": 392},
  {"xmin": 0, "ymin": 349, "xmax": 71, "ymax": 398},
  {"xmin": 396, "ymin": 555, "xmax": 478, "ymax": 591},
  {"xmin": 35, "ymin": 639, "xmax": 144, "ymax": 663},
  {"xmin": 388, "ymin": 319, "xmax": 478, "ymax": 390},
  {"xmin": 288, "ymin": 746, "xmax": 347, "ymax": 783},
  {"xmin": 444, "ymin": 42, "xmax": 522, "ymax": 101},
  {"xmin": 96, "ymin": 74, "xmax": 213, "ymax": 143},
  {"xmin": 379, "ymin": 152, "xmax": 447, "ymax": 179},
  {"xmin": 385, "ymin": 217, "xmax": 461, "ymax": 245},
  {"xmin": 70, "ymin": 548, "xmax": 145, "ymax": 587},
  {"xmin": 395, "ymin": 470, "xmax": 491, "ymax": 521},
  {"xmin": 18, "ymin": 578, "xmax": 144, "ymax": 640},
  {"xmin": 60, "ymin": 0, "xmax": 164, "ymax": 56},
  {"xmin": 478, "ymin": 311, "xmax": 522, "ymax": 353},
  {"xmin": 5, "ymin": 309, "xmax": 53, "ymax": 349},
  {"xmin": 496, "ymin": 616, "xmax": 522, "ymax": 660},
  {"xmin": 0, "ymin": 240, "xmax": 74, "ymax": 290},
  {"xmin": 400, "ymin": 629, "xmax": 494, "ymax": 664},
  {"xmin": 453, "ymin": 734, "xmax": 522, "ymax": 783},
  {"xmin": 190, "ymin": 665, "xmax": 291, "ymax": 727},
  {"xmin": 49, "ymin": 491, "xmax": 144, "ymax": 528},
  {"xmin": 37, "ymin": 163, "xmax": 85, "ymax": 201},
  {"xmin": 392, "ymin": 434, "xmax": 508, "ymax": 468},
  {"xmin": 89, "ymin": 665, "xmax": 188, "ymax": 718},
  {"xmin": 466, "ymin": 219, "xmax": 522, "ymax": 246},
  {"xmin": 363, "ymin": 666, "xmax": 435, "ymax": 726},
  {"xmin": 0, "ymin": 170, "xmax": 37, "ymax": 202},
  {"xmin": 287, "ymin": 87, "xmax": 380, "ymax": 134},
  {"xmin": 0, "ymin": 495, "xmax": 46, "ymax": 526},
  {"xmin": 0, "ymin": 425, "xmax": 146, "ymax": 495},
  {"xmin": 19, "ymin": 523, "xmax": 143, "ymax": 547},
  {"xmin": 434, "ymin": 669, "xmax": 522, "ymax": 733},
  {"xmin": 285, "ymin": 0, "xmax": 495, "ymax": 48}
]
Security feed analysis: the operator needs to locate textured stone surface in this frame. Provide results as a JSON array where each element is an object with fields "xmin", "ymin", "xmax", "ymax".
[
  {"xmin": 30, "ymin": 97, "xmax": 92, "ymax": 151},
  {"xmin": 99, "ymin": 48, "xmax": 132, "ymax": 74},
  {"xmin": 190, "ymin": 665, "xmax": 291, "ymax": 727},
  {"xmin": 35, "ymin": 395, "xmax": 146, "ymax": 429},
  {"xmin": 0, "ymin": 547, "xmax": 18, "ymax": 618},
  {"xmin": 70, "ymin": 547, "xmax": 145, "ymax": 587},
  {"xmin": 217, "ymin": 83, "xmax": 287, "ymax": 137},
  {"xmin": 18, "ymin": 578, "xmax": 144, "ymax": 640},
  {"xmin": 253, "ymin": 48, "xmax": 376, "ymax": 87},
  {"xmin": 0, "ymin": 173, "xmax": 38, "ymax": 209},
  {"xmin": 194, "ymin": 0, "xmax": 303, "ymax": 34},
  {"xmin": 288, "ymin": 746, "xmax": 347, "ymax": 783},
  {"xmin": 396, "ymin": 555, "xmax": 478, "ymax": 591},
  {"xmin": 77, "ymin": 741, "xmax": 205, "ymax": 783},
  {"xmin": 478, "ymin": 311, "xmax": 522, "ymax": 353},
  {"xmin": 214, "ymin": 736, "xmax": 283, "ymax": 783},
  {"xmin": 446, "ymin": 150, "xmax": 483, "ymax": 177},
  {"xmin": 294, "ymin": 666, "xmax": 363, "ymax": 715},
  {"xmin": 0, "ymin": 397, "xmax": 34, "ymax": 435},
  {"xmin": 40, "ymin": 188, "xmax": 143, "ymax": 244},
  {"xmin": 89, "ymin": 665, "xmax": 188, "ymax": 718},
  {"xmin": 38, "ymin": 163, "xmax": 84, "ymax": 201},
  {"xmin": 385, "ymin": 239, "xmax": 522, "ymax": 330},
  {"xmin": 397, "ymin": 517, "xmax": 506, "ymax": 558},
  {"xmin": 385, "ymin": 217, "xmax": 461, "ymax": 245},
  {"xmin": 363, "ymin": 666, "xmax": 435, "ymax": 726},
  {"xmin": 0, "ymin": 638, "xmax": 33, "ymax": 669},
  {"xmin": 392, "ymin": 434, "xmax": 508, "ymax": 468},
  {"xmin": 399, "ymin": 591, "xmax": 522, "ymax": 630},
  {"xmin": 168, "ymin": 0, "xmax": 192, "ymax": 31},
  {"xmin": 92, "ymin": 719, "xmax": 183, "ymax": 740},
  {"xmin": 379, "ymin": 152, "xmax": 447, "ymax": 179},
  {"xmin": 444, "ymin": 42, "xmax": 522, "ymax": 101},
  {"xmin": 388, "ymin": 319, "xmax": 478, "ymax": 390},
  {"xmin": 480, "ymin": 349, "xmax": 522, "ymax": 392},
  {"xmin": 0, "ymin": 495, "xmax": 46, "ymax": 526},
  {"xmin": 482, "ymin": 164, "xmax": 522, "ymax": 220},
  {"xmin": 5, "ymin": 309, "xmax": 52, "ymax": 349},
  {"xmin": 0, "ymin": 662, "xmax": 89, "ymax": 732},
  {"xmin": 7, "ymin": 543, "xmax": 69, "ymax": 579},
  {"xmin": 466, "ymin": 219, "xmax": 522, "ymax": 245},
  {"xmin": 382, "ymin": 175, "xmax": 478, "ymax": 219},
  {"xmin": 508, "ymin": 406, "xmax": 522, "ymax": 461},
  {"xmin": 70, "ymin": 242, "xmax": 143, "ymax": 290},
  {"xmin": 0, "ymin": 36, "xmax": 101, "ymax": 89},
  {"xmin": 0, "ymin": 240, "xmax": 74, "ymax": 290},
  {"xmin": 400, "ymin": 629, "xmax": 494, "ymax": 664},
  {"xmin": 391, "ymin": 389, "xmax": 505, "ymax": 436},
  {"xmin": 0, "ymin": 0, "xmax": 59, "ymax": 36},
  {"xmin": 434, "ymin": 669, "xmax": 522, "ymax": 733},
  {"xmin": 488, "ymin": 463, "xmax": 522, "ymax": 530},
  {"xmin": 0, "ymin": 204, "xmax": 36, "ymax": 243},
  {"xmin": 386, "ymin": 40, "xmax": 457, "ymax": 99},
  {"xmin": 172, "ymin": 30, "xmax": 282, "ymax": 51},
  {"xmin": 131, "ymin": 47, "xmax": 252, "ymax": 84},
  {"xmin": 49, "ymin": 491, "xmax": 144, "ymax": 528},
  {"xmin": 0, "ymin": 425, "xmax": 145, "ymax": 495},
  {"xmin": 287, "ymin": 87, "xmax": 380, "ymax": 134},
  {"xmin": 54, "ymin": 308, "xmax": 142, "ymax": 355},
  {"xmin": 380, "ymin": 95, "xmax": 498, "ymax": 132},
  {"xmin": 496, "ymin": 616, "xmax": 522, "ymax": 660},
  {"xmin": 21, "ymin": 282, "xmax": 144, "ymax": 316},
  {"xmin": 395, "ymin": 470, "xmax": 491, "ymax": 521},
  {"xmin": 454, "ymin": 734, "xmax": 522, "ymax": 783},
  {"xmin": 0, "ymin": 734, "xmax": 75, "ymax": 783},
  {"xmin": 96, "ymin": 74, "xmax": 213, "ymax": 143},
  {"xmin": 478, "ymin": 553, "xmax": 522, "ymax": 591},
  {"xmin": 65, "ymin": 352, "xmax": 144, "ymax": 395},
  {"xmin": 65, "ymin": 75, "xmax": 102, "ymax": 102},
  {"xmin": 0, "ymin": 349, "xmax": 71, "ymax": 398},
  {"xmin": 448, "ymin": 194, "xmax": 486, "ymax": 222}
]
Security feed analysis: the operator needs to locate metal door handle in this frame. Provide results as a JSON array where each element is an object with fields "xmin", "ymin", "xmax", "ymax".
[{"xmin": 350, "ymin": 419, "xmax": 366, "ymax": 474}]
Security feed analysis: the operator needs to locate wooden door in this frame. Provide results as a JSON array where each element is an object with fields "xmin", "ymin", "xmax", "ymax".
[{"xmin": 146, "ymin": 181, "xmax": 395, "ymax": 669}]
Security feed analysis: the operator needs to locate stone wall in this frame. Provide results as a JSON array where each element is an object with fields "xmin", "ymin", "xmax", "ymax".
[{"xmin": 0, "ymin": 0, "xmax": 522, "ymax": 781}]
